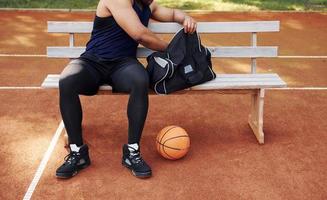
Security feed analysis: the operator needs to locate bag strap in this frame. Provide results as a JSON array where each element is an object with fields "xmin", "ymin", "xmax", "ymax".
[{"xmin": 180, "ymin": 31, "xmax": 204, "ymax": 85}]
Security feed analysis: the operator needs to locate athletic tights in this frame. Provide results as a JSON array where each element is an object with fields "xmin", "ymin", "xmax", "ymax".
[{"xmin": 59, "ymin": 55, "xmax": 149, "ymax": 146}]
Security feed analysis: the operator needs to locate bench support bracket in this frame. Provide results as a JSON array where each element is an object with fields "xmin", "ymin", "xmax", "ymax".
[
  {"xmin": 248, "ymin": 89, "xmax": 265, "ymax": 144},
  {"xmin": 63, "ymin": 128, "xmax": 69, "ymax": 151}
]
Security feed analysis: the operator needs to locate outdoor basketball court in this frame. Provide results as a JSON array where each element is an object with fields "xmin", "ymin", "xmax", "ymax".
[{"xmin": 0, "ymin": 10, "xmax": 326, "ymax": 199}]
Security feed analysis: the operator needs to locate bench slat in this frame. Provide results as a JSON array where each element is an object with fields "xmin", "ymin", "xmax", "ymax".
[
  {"xmin": 47, "ymin": 46, "xmax": 278, "ymax": 58},
  {"xmin": 46, "ymin": 73, "xmax": 281, "ymax": 79},
  {"xmin": 191, "ymin": 74, "xmax": 286, "ymax": 90},
  {"xmin": 42, "ymin": 74, "xmax": 286, "ymax": 91},
  {"xmin": 48, "ymin": 21, "xmax": 280, "ymax": 33}
]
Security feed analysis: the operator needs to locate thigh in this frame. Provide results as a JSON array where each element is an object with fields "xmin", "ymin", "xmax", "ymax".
[
  {"xmin": 60, "ymin": 59, "xmax": 101, "ymax": 96},
  {"xmin": 109, "ymin": 58, "xmax": 149, "ymax": 93}
]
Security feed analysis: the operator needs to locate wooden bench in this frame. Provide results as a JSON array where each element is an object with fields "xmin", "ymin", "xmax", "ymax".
[{"xmin": 42, "ymin": 21, "xmax": 287, "ymax": 144}]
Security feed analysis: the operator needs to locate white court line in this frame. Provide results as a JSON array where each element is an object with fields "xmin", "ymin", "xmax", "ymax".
[
  {"xmin": 278, "ymin": 56, "xmax": 327, "ymax": 59},
  {"xmin": 23, "ymin": 120, "xmax": 64, "ymax": 200},
  {"xmin": 0, "ymin": 87, "xmax": 41, "ymax": 89},
  {"xmin": 0, "ymin": 54, "xmax": 46, "ymax": 57},
  {"xmin": 267, "ymin": 87, "xmax": 327, "ymax": 90}
]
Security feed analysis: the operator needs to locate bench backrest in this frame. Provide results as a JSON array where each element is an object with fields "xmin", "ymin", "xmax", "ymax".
[{"xmin": 47, "ymin": 21, "xmax": 280, "ymax": 73}]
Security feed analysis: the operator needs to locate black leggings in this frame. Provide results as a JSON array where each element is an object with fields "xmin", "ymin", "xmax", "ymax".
[{"xmin": 59, "ymin": 57, "xmax": 149, "ymax": 146}]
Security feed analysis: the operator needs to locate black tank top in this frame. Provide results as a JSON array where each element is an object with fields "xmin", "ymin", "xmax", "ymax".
[{"xmin": 83, "ymin": 1, "xmax": 151, "ymax": 59}]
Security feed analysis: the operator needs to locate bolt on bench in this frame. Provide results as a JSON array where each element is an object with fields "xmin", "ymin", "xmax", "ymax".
[{"xmin": 42, "ymin": 21, "xmax": 287, "ymax": 144}]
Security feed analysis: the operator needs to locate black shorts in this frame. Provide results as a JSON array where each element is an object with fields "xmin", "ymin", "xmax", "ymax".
[{"xmin": 78, "ymin": 52, "xmax": 145, "ymax": 92}]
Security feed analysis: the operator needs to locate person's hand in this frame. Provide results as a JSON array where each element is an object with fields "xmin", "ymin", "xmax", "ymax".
[{"xmin": 183, "ymin": 15, "xmax": 197, "ymax": 34}]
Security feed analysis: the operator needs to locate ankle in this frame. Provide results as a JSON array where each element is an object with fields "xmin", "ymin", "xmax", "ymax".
[
  {"xmin": 127, "ymin": 143, "xmax": 139, "ymax": 152},
  {"xmin": 69, "ymin": 144, "xmax": 82, "ymax": 152}
]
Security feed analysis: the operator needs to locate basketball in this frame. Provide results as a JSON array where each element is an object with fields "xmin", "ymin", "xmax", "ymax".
[{"xmin": 156, "ymin": 126, "xmax": 190, "ymax": 160}]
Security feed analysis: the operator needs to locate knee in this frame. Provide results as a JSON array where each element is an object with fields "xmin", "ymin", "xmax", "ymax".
[
  {"xmin": 59, "ymin": 74, "xmax": 76, "ymax": 95},
  {"xmin": 130, "ymin": 72, "xmax": 149, "ymax": 92}
]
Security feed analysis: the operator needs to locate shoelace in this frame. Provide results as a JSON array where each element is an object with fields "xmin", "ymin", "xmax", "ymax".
[
  {"xmin": 130, "ymin": 151, "xmax": 143, "ymax": 164},
  {"xmin": 64, "ymin": 152, "xmax": 80, "ymax": 164}
]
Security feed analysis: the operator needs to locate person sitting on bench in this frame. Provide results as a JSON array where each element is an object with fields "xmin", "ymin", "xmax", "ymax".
[{"xmin": 55, "ymin": 0, "xmax": 197, "ymax": 179}]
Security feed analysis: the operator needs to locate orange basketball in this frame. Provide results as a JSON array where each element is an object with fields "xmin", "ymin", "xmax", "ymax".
[{"xmin": 156, "ymin": 126, "xmax": 190, "ymax": 160}]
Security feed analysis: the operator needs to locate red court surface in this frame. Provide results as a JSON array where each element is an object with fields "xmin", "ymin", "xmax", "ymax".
[{"xmin": 0, "ymin": 10, "xmax": 326, "ymax": 199}]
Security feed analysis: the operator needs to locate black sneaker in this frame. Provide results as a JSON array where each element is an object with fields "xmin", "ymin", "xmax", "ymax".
[
  {"xmin": 122, "ymin": 144, "xmax": 152, "ymax": 178},
  {"xmin": 56, "ymin": 144, "xmax": 91, "ymax": 178}
]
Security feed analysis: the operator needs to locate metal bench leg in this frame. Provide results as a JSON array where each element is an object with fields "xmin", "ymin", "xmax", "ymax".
[
  {"xmin": 248, "ymin": 89, "xmax": 265, "ymax": 144},
  {"xmin": 63, "ymin": 128, "xmax": 70, "ymax": 152}
]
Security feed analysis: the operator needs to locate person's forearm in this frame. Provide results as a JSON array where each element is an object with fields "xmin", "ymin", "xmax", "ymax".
[
  {"xmin": 172, "ymin": 9, "xmax": 187, "ymax": 24},
  {"xmin": 172, "ymin": 9, "xmax": 197, "ymax": 33},
  {"xmin": 137, "ymin": 29, "xmax": 168, "ymax": 52}
]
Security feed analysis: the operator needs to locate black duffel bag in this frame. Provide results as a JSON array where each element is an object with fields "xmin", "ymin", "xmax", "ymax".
[{"xmin": 146, "ymin": 28, "xmax": 216, "ymax": 95}]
